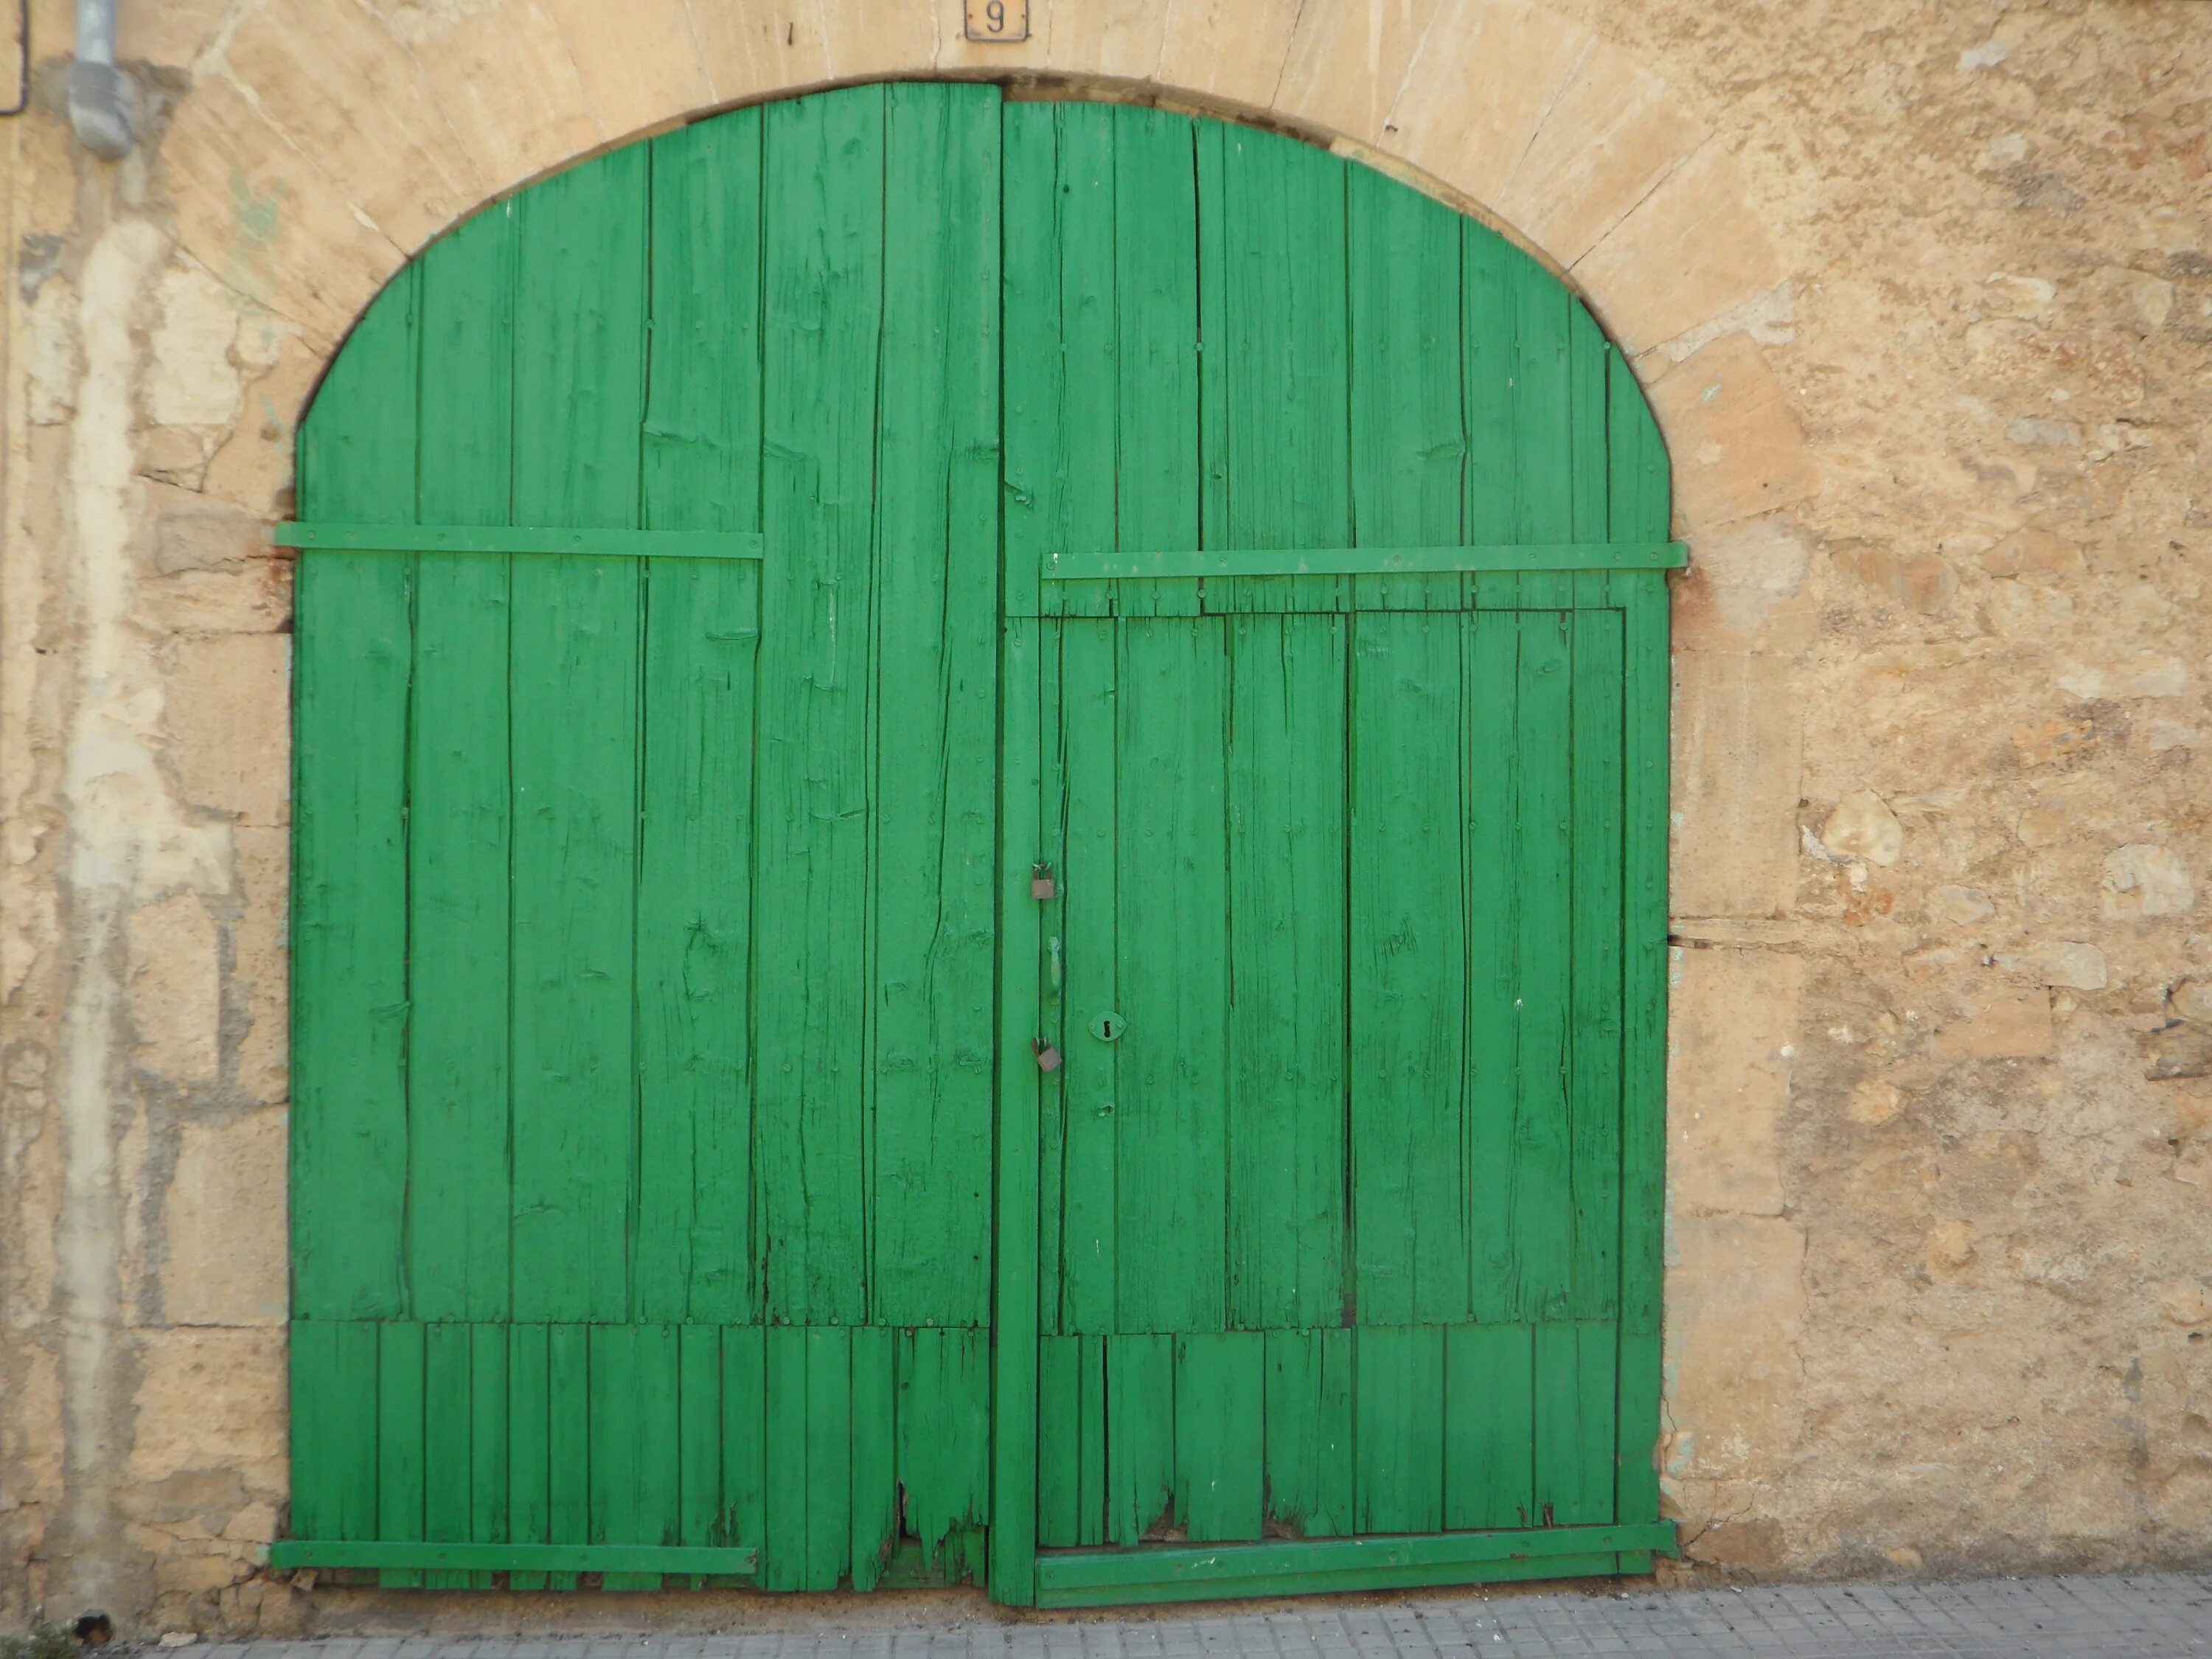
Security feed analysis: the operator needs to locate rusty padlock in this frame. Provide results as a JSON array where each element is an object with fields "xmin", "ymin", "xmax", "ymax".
[
  {"xmin": 1032, "ymin": 1037, "xmax": 1063, "ymax": 1073},
  {"xmin": 1032, "ymin": 860, "xmax": 1057, "ymax": 901}
]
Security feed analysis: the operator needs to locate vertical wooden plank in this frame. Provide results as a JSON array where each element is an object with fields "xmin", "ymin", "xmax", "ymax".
[
  {"xmin": 1611, "ymin": 349, "xmax": 1672, "ymax": 1531},
  {"xmin": 1569, "ymin": 608, "xmax": 1626, "ymax": 1320},
  {"xmin": 592, "ymin": 1324, "xmax": 679, "ymax": 1586},
  {"xmin": 470, "ymin": 1325, "xmax": 509, "ymax": 1565},
  {"xmin": 1351, "ymin": 611, "xmax": 1469, "ymax": 1326},
  {"xmin": 1512, "ymin": 610, "xmax": 1576, "ymax": 1321},
  {"xmin": 1056, "ymin": 622, "xmax": 1118, "ymax": 1332},
  {"xmin": 1077, "ymin": 1335, "xmax": 1108, "ymax": 1548},
  {"xmin": 1462, "ymin": 223, "xmax": 1518, "ymax": 608},
  {"xmin": 291, "ymin": 269, "xmax": 414, "ymax": 1321},
  {"xmin": 506, "ymin": 1324, "xmax": 550, "ymax": 1588},
  {"xmin": 762, "ymin": 1325, "xmax": 807, "ymax": 1590},
  {"xmin": 546, "ymin": 1324, "xmax": 590, "ymax": 1587},
  {"xmin": 850, "ymin": 1326, "xmax": 897, "ymax": 1591},
  {"xmin": 1353, "ymin": 1326, "xmax": 1444, "ymax": 1534},
  {"xmin": 636, "ymin": 108, "xmax": 763, "ymax": 1327},
  {"xmin": 988, "ymin": 610, "xmax": 1043, "ymax": 1604},
  {"xmin": 1228, "ymin": 611, "xmax": 1348, "ymax": 1328},
  {"xmin": 1263, "ymin": 1329, "xmax": 1352, "ymax": 1540},
  {"xmin": 1509, "ymin": 250, "xmax": 1574, "ymax": 555},
  {"xmin": 872, "ymin": 83, "xmax": 1000, "ymax": 1329},
  {"xmin": 1173, "ymin": 1332, "xmax": 1265, "ymax": 1543},
  {"xmin": 1115, "ymin": 106, "xmax": 1202, "ymax": 620},
  {"xmin": 1444, "ymin": 1323, "xmax": 1534, "ymax": 1531},
  {"xmin": 1036, "ymin": 1335, "xmax": 1079, "ymax": 1547},
  {"xmin": 756, "ymin": 85, "xmax": 884, "ymax": 1327},
  {"xmin": 1200, "ymin": 121, "xmax": 1349, "ymax": 615},
  {"xmin": 1534, "ymin": 1322, "xmax": 1617, "ymax": 1526},
  {"xmin": 1465, "ymin": 610, "xmax": 1521, "ymax": 1323},
  {"xmin": 1115, "ymin": 619, "xmax": 1229, "ymax": 1334},
  {"xmin": 1347, "ymin": 162, "xmax": 1463, "ymax": 610},
  {"xmin": 375, "ymin": 1322, "xmax": 425, "ymax": 1587},
  {"xmin": 673, "ymin": 1326, "xmax": 721, "ymax": 1587},
  {"xmin": 720, "ymin": 1325, "xmax": 768, "ymax": 1559},
  {"xmin": 898, "ymin": 1327, "xmax": 992, "ymax": 1579},
  {"xmin": 408, "ymin": 209, "xmax": 514, "ymax": 1326},
  {"xmin": 1105, "ymin": 1334, "xmax": 1176, "ymax": 1545},
  {"xmin": 804, "ymin": 1327, "xmax": 853, "ymax": 1590},
  {"xmin": 508, "ymin": 146, "xmax": 648, "ymax": 1325},
  {"xmin": 422, "ymin": 1324, "xmax": 475, "ymax": 1587},
  {"xmin": 289, "ymin": 1321, "xmax": 378, "ymax": 1543}
]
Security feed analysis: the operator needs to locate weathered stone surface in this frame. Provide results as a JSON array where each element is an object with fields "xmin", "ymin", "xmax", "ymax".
[
  {"xmin": 2174, "ymin": 982, "xmax": 2212, "ymax": 1024},
  {"xmin": 1820, "ymin": 790, "xmax": 1904, "ymax": 866},
  {"xmin": 1155, "ymin": 0, "xmax": 1304, "ymax": 114},
  {"xmin": 162, "ymin": 1112, "xmax": 288, "ymax": 1327},
  {"xmin": 691, "ymin": 0, "xmax": 834, "ymax": 101},
  {"xmin": 549, "ymin": 0, "xmax": 712, "ymax": 139},
  {"xmin": 147, "ymin": 268, "xmax": 246, "ymax": 431},
  {"xmin": 222, "ymin": 0, "xmax": 484, "ymax": 251},
  {"xmin": 417, "ymin": 0, "xmax": 601, "ymax": 195},
  {"xmin": 1498, "ymin": 42, "xmax": 1704, "ymax": 268},
  {"xmin": 128, "ymin": 895, "xmax": 221, "ymax": 1085},
  {"xmin": 232, "ymin": 830, "xmax": 291, "ymax": 1107},
  {"xmin": 1666, "ymin": 1215, "xmax": 1806, "ymax": 1486},
  {"xmin": 1996, "ymin": 941, "xmax": 2111, "ymax": 992},
  {"xmin": 818, "ymin": 0, "xmax": 937, "ymax": 82},
  {"xmin": 1575, "ymin": 141, "xmax": 1785, "ymax": 357},
  {"xmin": 1646, "ymin": 333, "xmax": 1821, "ymax": 533},
  {"xmin": 1927, "ymin": 988, "xmax": 2055, "ymax": 1061},
  {"xmin": 126, "ymin": 1330, "xmax": 288, "ymax": 1491},
  {"xmin": 164, "ymin": 636, "xmax": 291, "ymax": 827},
  {"xmin": 2101, "ymin": 844, "xmax": 2194, "ymax": 919},
  {"xmin": 1385, "ymin": 0, "xmax": 1593, "ymax": 210},
  {"xmin": 161, "ymin": 76, "xmax": 405, "ymax": 347},
  {"xmin": 1669, "ymin": 947, "xmax": 1799, "ymax": 1217},
  {"xmin": 1272, "ymin": 0, "xmax": 1446, "ymax": 147},
  {"xmin": 1672, "ymin": 651, "xmax": 1802, "ymax": 918}
]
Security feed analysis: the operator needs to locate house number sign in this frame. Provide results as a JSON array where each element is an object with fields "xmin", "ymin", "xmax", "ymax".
[{"xmin": 964, "ymin": 0, "xmax": 1029, "ymax": 41}]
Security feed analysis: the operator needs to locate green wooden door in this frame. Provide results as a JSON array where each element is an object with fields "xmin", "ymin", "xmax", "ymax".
[
  {"xmin": 285, "ymin": 83, "xmax": 1002, "ymax": 1590},
  {"xmin": 992, "ymin": 105, "xmax": 1674, "ymax": 1607},
  {"xmin": 284, "ymin": 86, "xmax": 1672, "ymax": 1604}
]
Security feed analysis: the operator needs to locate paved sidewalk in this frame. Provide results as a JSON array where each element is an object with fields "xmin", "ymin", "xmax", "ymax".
[{"xmin": 185, "ymin": 1573, "xmax": 2212, "ymax": 1658}]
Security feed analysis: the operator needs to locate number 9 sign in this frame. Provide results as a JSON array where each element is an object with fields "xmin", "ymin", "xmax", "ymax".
[{"xmin": 964, "ymin": 0, "xmax": 1029, "ymax": 41}]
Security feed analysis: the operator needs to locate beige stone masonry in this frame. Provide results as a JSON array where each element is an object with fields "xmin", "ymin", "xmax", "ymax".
[{"xmin": 412, "ymin": 1, "xmax": 602, "ymax": 198}]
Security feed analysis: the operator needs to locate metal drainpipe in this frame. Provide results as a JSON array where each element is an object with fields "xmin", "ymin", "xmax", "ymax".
[{"xmin": 69, "ymin": 0, "xmax": 132, "ymax": 159}]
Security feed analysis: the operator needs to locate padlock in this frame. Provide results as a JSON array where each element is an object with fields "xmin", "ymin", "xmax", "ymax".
[
  {"xmin": 1032, "ymin": 1038, "xmax": 1063, "ymax": 1073},
  {"xmin": 1032, "ymin": 860, "xmax": 1057, "ymax": 901}
]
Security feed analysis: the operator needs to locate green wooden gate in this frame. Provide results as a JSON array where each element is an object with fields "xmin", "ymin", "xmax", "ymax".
[{"xmin": 279, "ymin": 83, "xmax": 1674, "ymax": 1603}]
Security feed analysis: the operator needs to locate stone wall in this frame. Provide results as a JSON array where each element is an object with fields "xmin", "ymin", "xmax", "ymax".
[{"xmin": 1, "ymin": 0, "xmax": 2208, "ymax": 1635}]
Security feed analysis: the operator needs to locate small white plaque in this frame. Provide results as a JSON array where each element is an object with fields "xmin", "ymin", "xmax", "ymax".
[{"xmin": 964, "ymin": 0, "xmax": 1029, "ymax": 42}]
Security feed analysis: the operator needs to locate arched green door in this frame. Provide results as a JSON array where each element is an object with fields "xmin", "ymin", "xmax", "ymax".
[{"xmin": 280, "ymin": 83, "xmax": 1674, "ymax": 1604}]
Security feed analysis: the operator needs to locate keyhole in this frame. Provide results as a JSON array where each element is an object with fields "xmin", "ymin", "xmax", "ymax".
[{"xmin": 1089, "ymin": 1011, "xmax": 1124, "ymax": 1043}]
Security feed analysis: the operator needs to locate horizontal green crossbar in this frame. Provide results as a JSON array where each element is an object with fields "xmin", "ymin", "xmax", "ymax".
[
  {"xmin": 1044, "ymin": 543, "xmax": 1686, "ymax": 580},
  {"xmin": 268, "ymin": 1540, "xmax": 759, "ymax": 1575},
  {"xmin": 1033, "ymin": 1523, "xmax": 1677, "ymax": 1607},
  {"xmin": 274, "ymin": 524, "xmax": 765, "ymax": 560}
]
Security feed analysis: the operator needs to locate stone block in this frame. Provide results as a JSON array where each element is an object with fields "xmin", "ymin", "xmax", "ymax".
[
  {"xmin": 995, "ymin": 0, "xmax": 1161, "ymax": 80},
  {"xmin": 161, "ymin": 77, "xmax": 404, "ymax": 347},
  {"xmin": 1927, "ymin": 988, "xmax": 2054, "ymax": 1061},
  {"xmin": 1665, "ymin": 1214, "xmax": 1806, "ymax": 1485},
  {"xmin": 147, "ymin": 265, "xmax": 244, "ymax": 430},
  {"xmin": 1155, "ymin": 0, "xmax": 1304, "ymax": 115},
  {"xmin": 1575, "ymin": 142, "xmax": 1787, "ymax": 358},
  {"xmin": 1670, "ymin": 650, "xmax": 1803, "ymax": 919},
  {"xmin": 1497, "ymin": 42, "xmax": 1705, "ymax": 268},
  {"xmin": 223, "ymin": 0, "xmax": 484, "ymax": 251},
  {"xmin": 417, "ymin": 1, "xmax": 601, "ymax": 197},
  {"xmin": 691, "ymin": 0, "xmax": 833, "ymax": 102},
  {"xmin": 819, "ymin": 0, "xmax": 937, "ymax": 81},
  {"xmin": 1646, "ymin": 333, "xmax": 1821, "ymax": 534},
  {"xmin": 1669, "ymin": 945, "xmax": 1799, "ymax": 1217},
  {"xmin": 128, "ymin": 1329, "xmax": 288, "ymax": 1492},
  {"xmin": 166, "ymin": 634, "xmax": 291, "ymax": 827},
  {"xmin": 1271, "ymin": 0, "xmax": 1445, "ymax": 146},
  {"xmin": 203, "ymin": 331, "xmax": 320, "ymax": 518},
  {"xmin": 164, "ymin": 1110, "xmax": 288, "ymax": 1327},
  {"xmin": 118, "ymin": 0, "xmax": 231, "ymax": 66},
  {"xmin": 1385, "ymin": 0, "xmax": 1593, "ymax": 214},
  {"xmin": 128, "ymin": 894, "xmax": 220, "ymax": 1086},
  {"xmin": 549, "ymin": 0, "xmax": 712, "ymax": 140},
  {"xmin": 232, "ymin": 827, "xmax": 291, "ymax": 1106}
]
